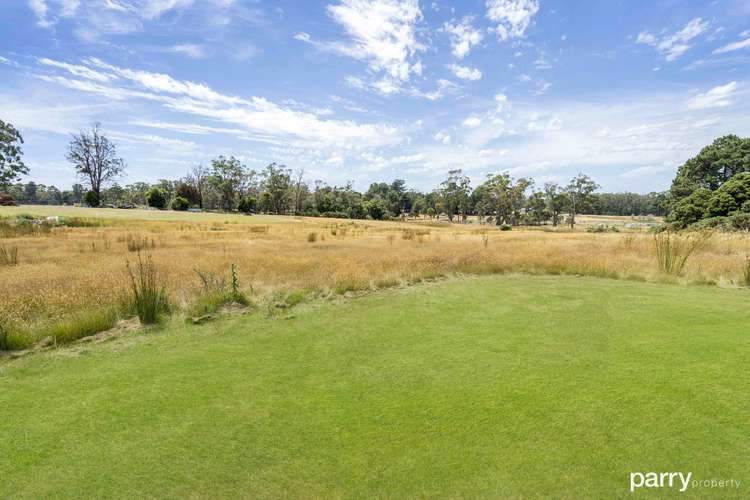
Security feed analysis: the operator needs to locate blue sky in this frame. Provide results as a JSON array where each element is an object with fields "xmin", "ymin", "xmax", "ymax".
[{"xmin": 1, "ymin": 0, "xmax": 749, "ymax": 193}]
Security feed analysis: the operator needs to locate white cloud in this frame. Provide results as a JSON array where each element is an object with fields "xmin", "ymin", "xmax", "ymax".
[
  {"xmin": 636, "ymin": 18, "xmax": 709, "ymax": 61},
  {"xmin": 444, "ymin": 17, "xmax": 483, "ymax": 59},
  {"xmin": 686, "ymin": 81, "xmax": 738, "ymax": 109},
  {"xmin": 166, "ymin": 43, "xmax": 208, "ymax": 59},
  {"xmin": 28, "ymin": 0, "xmax": 218, "ymax": 39},
  {"xmin": 433, "ymin": 131, "xmax": 451, "ymax": 144},
  {"xmin": 410, "ymin": 79, "xmax": 460, "ymax": 101},
  {"xmin": 449, "ymin": 64, "xmax": 482, "ymax": 81},
  {"xmin": 129, "ymin": 120, "xmax": 246, "ymax": 135},
  {"xmin": 713, "ymin": 37, "xmax": 750, "ymax": 54},
  {"xmin": 495, "ymin": 92, "xmax": 509, "ymax": 109},
  {"xmin": 325, "ymin": 0, "xmax": 425, "ymax": 88},
  {"xmin": 486, "ymin": 0, "xmax": 540, "ymax": 41},
  {"xmin": 28, "ymin": 0, "xmax": 51, "ymax": 27},
  {"xmin": 140, "ymin": 0, "xmax": 194, "ymax": 20},
  {"xmin": 38, "ymin": 57, "xmax": 115, "ymax": 82},
  {"xmin": 32, "ymin": 57, "xmax": 403, "ymax": 149},
  {"xmin": 619, "ymin": 164, "xmax": 674, "ymax": 180},
  {"xmin": 463, "ymin": 116, "xmax": 482, "ymax": 128}
]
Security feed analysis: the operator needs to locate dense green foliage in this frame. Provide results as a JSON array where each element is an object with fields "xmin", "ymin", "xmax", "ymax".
[
  {"xmin": 0, "ymin": 119, "xmax": 28, "ymax": 189},
  {"xmin": 146, "ymin": 187, "xmax": 167, "ymax": 209},
  {"xmin": 170, "ymin": 196, "xmax": 189, "ymax": 211},
  {"xmin": 668, "ymin": 135, "xmax": 750, "ymax": 228},
  {"xmin": 1, "ymin": 276, "xmax": 748, "ymax": 497}
]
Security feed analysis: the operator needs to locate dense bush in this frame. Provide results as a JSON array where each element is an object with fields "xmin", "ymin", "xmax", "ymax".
[
  {"xmin": 321, "ymin": 211, "xmax": 349, "ymax": 219},
  {"xmin": 84, "ymin": 190, "xmax": 99, "ymax": 207},
  {"xmin": 0, "ymin": 194, "xmax": 16, "ymax": 206},
  {"xmin": 364, "ymin": 199, "xmax": 388, "ymax": 220},
  {"xmin": 146, "ymin": 187, "xmax": 168, "ymax": 209},
  {"xmin": 171, "ymin": 196, "xmax": 190, "ymax": 211},
  {"xmin": 238, "ymin": 196, "xmax": 257, "ymax": 214}
]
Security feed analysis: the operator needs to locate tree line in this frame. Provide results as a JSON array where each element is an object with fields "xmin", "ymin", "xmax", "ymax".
[{"xmin": 2, "ymin": 120, "xmax": 670, "ymax": 224}]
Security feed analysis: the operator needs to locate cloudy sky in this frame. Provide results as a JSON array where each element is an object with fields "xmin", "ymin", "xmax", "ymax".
[{"xmin": 1, "ymin": 0, "xmax": 749, "ymax": 192}]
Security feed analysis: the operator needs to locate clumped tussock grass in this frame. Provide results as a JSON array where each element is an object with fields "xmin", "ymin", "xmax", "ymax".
[
  {"xmin": 127, "ymin": 251, "xmax": 169, "ymax": 325},
  {"xmin": 41, "ymin": 307, "xmax": 120, "ymax": 345},
  {"xmin": 307, "ymin": 232, "xmax": 318, "ymax": 243},
  {"xmin": 0, "ymin": 243, "xmax": 19, "ymax": 265},
  {"xmin": 654, "ymin": 231, "xmax": 707, "ymax": 276}
]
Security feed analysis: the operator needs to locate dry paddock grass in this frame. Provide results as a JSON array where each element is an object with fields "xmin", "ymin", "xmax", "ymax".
[{"xmin": 1, "ymin": 206, "xmax": 749, "ymax": 337}]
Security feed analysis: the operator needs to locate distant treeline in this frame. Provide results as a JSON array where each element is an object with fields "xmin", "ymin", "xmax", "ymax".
[
  {"xmin": 1, "ymin": 120, "xmax": 673, "ymax": 226},
  {"xmin": 5, "ymin": 171, "xmax": 668, "ymax": 223},
  {"xmin": 587, "ymin": 192, "xmax": 669, "ymax": 217}
]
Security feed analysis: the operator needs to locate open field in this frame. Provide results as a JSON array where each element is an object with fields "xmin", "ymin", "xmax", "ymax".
[
  {"xmin": 1, "ymin": 275, "xmax": 748, "ymax": 498},
  {"xmin": 1, "ymin": 205, "xmax": 749, "ymax": 349}
]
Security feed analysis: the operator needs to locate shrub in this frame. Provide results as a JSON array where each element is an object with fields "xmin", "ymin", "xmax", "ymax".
[
  {"xmin": 0, "ymin": 244, "xmax": 19, "ymax": 266},
  {"xmin": 321, "ymin": 211, "xmax": 348, "ymax": 219},
  {"xmin": 499, "ymin": 224, "xmax": 512, "ymax": 231},
  {"xmin": 364, "ymin": 199, "xmax": 387, "ymax": 220},
  {"xmin": 84, "ymin": 191, "xmax": 99, "ymax": 207},
  {"xmin": 238, "ymin": 196, "xmax": 257, "ymax": 214},
  {"xmin": 0, "ymin": 194, "xmax": 17, "ymax": 206},
  {"xmin": 146, "ymin": 187, "xmax": 168, "ymax": 209},
  {"xmin": 126, "ymin": 251, "xmax": 169, "ymax": 324},
  {"xmin": 171, "ymin": 196, "xmax": 190, "ymax": 211},
  {"xmin": 587, "ymin": 224, "xmax": 620, "ymax": 233}
]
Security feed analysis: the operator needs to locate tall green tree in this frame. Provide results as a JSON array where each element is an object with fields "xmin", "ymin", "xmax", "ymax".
[
  {"xmin": 564, "ymin": 174, "xmax": 599, "ymax": 228},
  {"xmin": 543, "ymin": 182, "xmax": 566, "ymax": 226},
  {"xmin": 0, "ymin": 119, "xmax": 28, "ymax": 190},
  {"xmin": 261, "ymin": 163, "xmax": 292, "ymax": 214},
  {"xmin": 208, "ymin": 156, "xmax": 248, "ymax": 211},
  {"xmin": 670, "ymin": 135, "xmax": 750, "ymax": 201},
  {"xmin": 438, "ymin": 170, "xmax": 471, "ymax": 222}
]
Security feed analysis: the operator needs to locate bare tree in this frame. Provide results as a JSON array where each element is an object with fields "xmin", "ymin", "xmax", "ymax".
[
  {"xmin": 189, "ymin": 164, "xmax": 210, "ymax": 209},
  {"xmin": 66, "ymin": 123, "xmax": 125, "ymax": 205},
  {"xmin": 292, "ymin": 168, "xmax": 307, "ymax": 214}
]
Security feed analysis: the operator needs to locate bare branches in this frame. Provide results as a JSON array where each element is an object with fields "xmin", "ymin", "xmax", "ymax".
[{"xmin": 67, "ymin": 123, "xmax": 125, "ymax": 203}]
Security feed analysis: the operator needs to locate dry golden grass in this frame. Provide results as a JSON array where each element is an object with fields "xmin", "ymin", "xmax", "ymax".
[{"xmin": 1, "ymin": 205, "xmax": 749, "ymax": 342}]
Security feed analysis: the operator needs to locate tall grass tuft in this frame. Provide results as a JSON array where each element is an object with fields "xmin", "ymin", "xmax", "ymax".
[
  {"xmin": 126, "ymin": 251, "xmax": 169, "ymax": 324},
  {"xmin": 743, "ymin": 256, "xmax": 750, "ymax": 287},
  {"xmin": 0, "ymin": 244, "xmax": 19, "ymax": 266},
  {"xmin": 654, "ymin": 231, "xmax": 706, "ymax": 276}
]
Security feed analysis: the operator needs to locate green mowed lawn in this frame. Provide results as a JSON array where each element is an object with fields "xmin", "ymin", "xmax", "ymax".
[{"xmin": 1, "ymin": 275, "xmax": 748, "ymax": 498}]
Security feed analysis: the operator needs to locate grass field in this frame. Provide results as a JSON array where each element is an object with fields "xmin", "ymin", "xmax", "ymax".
[
  {"xmin": 1, "ymin": 275, "xmax": 748, "ymax": 498},
  {"xmin": 2, "ymin": 205, "xmax": 749, "ymax": 349}
]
